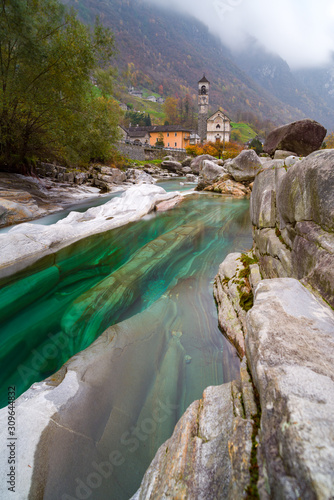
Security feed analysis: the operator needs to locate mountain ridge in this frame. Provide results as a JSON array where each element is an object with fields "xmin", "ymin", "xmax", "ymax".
[{"xmin": 67, "ymin": 0, "xmax": 334, "ymax": 130}]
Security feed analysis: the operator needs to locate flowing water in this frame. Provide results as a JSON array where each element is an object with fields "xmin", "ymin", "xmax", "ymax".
[{"xmin": 0, "ymin": 192, "xmax": 252, "ymax": 499}]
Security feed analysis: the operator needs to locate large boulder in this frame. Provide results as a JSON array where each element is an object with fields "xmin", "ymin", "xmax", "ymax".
[
  {"xmin": 277, "ymin": 149, "xmax": 334, "ymax": 231},
  {"xmin": 250, "ymin": 150, "xmax": 334, "ymax": 305},
  {"xmin": 189, "ymin": 154, "xmax": 216, "ymax": 174},
  {"xmin": 0, "ymin": 193, "xmax": 44, "ymax": 227},
  {"xmin": 197, "ymin": 159, "xmax": 228, "ymax": 190},
  {"xmin": 204, "ymin": 179, "xmax": 250, "ymax": 198},
  {"xmin": 263, "ymin": 119, "xmax": 327, "ymax": 157},
  {"xmin": 126, "ymin": 168, "xmax": 155, "ymax": 184},
  {"xmin": 247, "ymin": 278, "xmax": 334, "ymax": 499},
  {"xmin": 181, "ymin": 156, "xmax": 192, "ymax": 167},
  {"xmin": 160, "ymin": 159, "xmax": 183, "ymax": 173},
  {"xmin": 226, "ymin": 149, "xmax": 262, "ymax": 182}
]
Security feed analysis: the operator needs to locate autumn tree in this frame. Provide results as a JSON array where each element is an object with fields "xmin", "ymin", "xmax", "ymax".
[
  {"xmin": 324, "ymin": 132, "xmax": 334, "ymax": 149},
  {"xmin": 163, "ymin": 97, "xmax": 179, "ymax": 125},
  {"xmin": 230, "ymin": 129, "xmax": 242, "ymax": 143},
  {"xmin": 0, "ymin": 0, "xmax": 120, "ymax": 172}
]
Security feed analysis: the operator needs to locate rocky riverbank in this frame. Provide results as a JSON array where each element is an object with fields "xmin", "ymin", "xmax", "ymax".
[
  {"xmin": 133, "ymin": 148, "xmax": 334, "ymax": 499},
  {"xmin": 1, "ymin": 147, "xmax": 276, "ymax": 229},
  {"xmin": 0, "ymin": 163, "xmax": 170, "ymax": 229},
  {"xmin": 0, "ymin": 184, "xmax": 183, "ymax": 276}
]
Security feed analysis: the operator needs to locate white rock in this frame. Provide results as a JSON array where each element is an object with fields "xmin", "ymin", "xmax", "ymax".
[{"xmin": 0, "ymin": 185, "xmax": 180, "ymax": 271}]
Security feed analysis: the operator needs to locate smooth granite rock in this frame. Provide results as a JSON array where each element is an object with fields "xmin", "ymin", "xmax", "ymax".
[
  {"xmin": 132, "ymin": 373, "xmax": 256, "ymax": 500},
  {"xmin": 277, "ymin": 149, "xmax": 334, "ymax": 231},
  {"xmin": 0, "ymin": 184, "xmax": 181, "ymax": 272},
  {"xmin": 214, "ymin": 252, "xmax": 251, "ymax": 357},
  {"xmin": 189, "ymin": 154, "xmax": 217, "ymax": 175},
  {"xmin": 132, "ymin": 383, "xmax": 234, "ymax": 499},
  {"xmin": 250, "ymin": 168, "xmax": 278, "ymax": 228},
  {"xmin": 250, "ymin": 150, "xmax": 334, "ymax": 306},
  {"xmin": 246, "ymin": 278, "xmax": 334, "ymax": 500},
  {"xmin": 0, "ymin": 173, "xmax": 102, "ymax": 228},
  {"xmin": 197, "ymin": 160, "xmax": 228, "ymax": 190},
  {"xmin": 204, "ymin": 179, "xmax": 250, "ymax": 197},
  {"xmin": 126, "ymin": 168, "xmax": 156, "ymax": 184},
  {"xmin": 226, "ymin": 149, "xmax": 262, "ymax": 182},
  {"xmin": 0, "ymin": 195, "xmax": 44, "ymax": 226},
  {"xmin": 273, "ymin": 150, "xmax": 297, "ymax": 160},
  {"xmin": 160, "ymin": 160, "xmax": 183, "ymax": 173},
  {"xmin": 263, "ymin": 119, "xmax": 326, "ymax": 157}
]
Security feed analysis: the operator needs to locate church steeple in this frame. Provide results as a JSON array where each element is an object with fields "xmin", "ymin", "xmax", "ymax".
[{"xmin": 198, "ymin": 74, "xmax": 210, "ymax": 142}]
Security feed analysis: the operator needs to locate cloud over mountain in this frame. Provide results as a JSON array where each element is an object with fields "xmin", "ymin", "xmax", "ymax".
[{"xmin": 144, "ymin": 0, "xmax": 334, "ymax": 69}]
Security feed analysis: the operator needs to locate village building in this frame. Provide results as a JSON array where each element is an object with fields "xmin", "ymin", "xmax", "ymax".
[
  {"xmin": 197, "ymin": 75, "xmax": 231, "ymax": 144},
  {"xmin": 145, "ymin": 95, "xmax": 157, "ymax": 102},
  {"xmin": 121, "ymin": 125, "xmax": 197, "ymax": 149},
  {"xmin": 128, "ymin": 87, "xmax": 143, "ymax": 98},
  {"xmin": 148, "ymin": 126, "xmax": 193, "ymax": 149},
  {"xmin": 119, "ymin": 125, "xmax": 150, "ymax": 145}
]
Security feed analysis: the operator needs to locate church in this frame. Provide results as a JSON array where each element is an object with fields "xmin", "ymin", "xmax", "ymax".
[{"xmin": 198, "ymin": 75, "xmax": 231, "ymax": 144}]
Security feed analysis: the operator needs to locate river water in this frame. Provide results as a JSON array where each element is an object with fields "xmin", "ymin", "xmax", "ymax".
[{"xmin": 0, "ymin": 189, "xmax": 252, "ymax": 498}]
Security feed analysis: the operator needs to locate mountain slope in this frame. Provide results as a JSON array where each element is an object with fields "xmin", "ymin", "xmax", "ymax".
[
  {"xmin": 66, "ymin": 0, "xmax": 332, "ymax": 128},
  {"xmin": 233, "ymin": 39, "xmax": 334, "ymax": 129}
]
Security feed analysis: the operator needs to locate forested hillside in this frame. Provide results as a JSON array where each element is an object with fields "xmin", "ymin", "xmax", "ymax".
[{"xmin": 66, "ymin": 0, "xmax": 317, "ymax": 130}]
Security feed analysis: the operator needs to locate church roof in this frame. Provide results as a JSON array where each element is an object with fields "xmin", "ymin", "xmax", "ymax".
[
  {"xmin": 207, "ymin": 109, "xmax": 231, "ymax": 121},
  {"xmin": 198, "ymin": 74, "xmax": 210, "ymax": 84},
  {"xmin": 126, "ymin": 125, "xmax": 194, "ymax": 133}
]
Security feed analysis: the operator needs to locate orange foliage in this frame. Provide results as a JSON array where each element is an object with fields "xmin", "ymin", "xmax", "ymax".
[{"xmin": 186, "ymin": 141, "xmax": 243, "ymax": 159}]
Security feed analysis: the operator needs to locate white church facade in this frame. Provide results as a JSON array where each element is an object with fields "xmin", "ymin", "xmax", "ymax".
[
  {"xmin": 206, "ymin": 109, "xmax": 231, "ymax": 144},
  {"xmin": 197, "ymin": 75, "xmax": 231, "ymax": 144}
]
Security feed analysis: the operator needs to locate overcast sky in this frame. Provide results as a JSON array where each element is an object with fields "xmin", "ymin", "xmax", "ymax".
[{"xmin": 144, "ymin": 0, "xmax": 334, "ymax": 69}]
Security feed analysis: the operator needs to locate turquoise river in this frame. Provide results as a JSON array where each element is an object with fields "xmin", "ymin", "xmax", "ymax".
[{"xmin": 0, "ymin": 189, "xmax": 252, "ymax": 499}]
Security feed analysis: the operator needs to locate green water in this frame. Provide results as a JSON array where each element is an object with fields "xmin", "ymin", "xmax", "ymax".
[{"xmin": 0, "ymin": 193, "xmax": 252, "ymax": 499}]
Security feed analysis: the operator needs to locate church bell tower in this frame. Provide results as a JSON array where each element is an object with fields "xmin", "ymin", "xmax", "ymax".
[{"xmin": 198, "ymin": 74, "xmax": 210, "ymax": 142}]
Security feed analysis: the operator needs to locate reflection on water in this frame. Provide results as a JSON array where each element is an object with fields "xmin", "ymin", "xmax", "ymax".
[{"xmin": 0, "ymin": 193, "xmax": 252, "ymax": 499}]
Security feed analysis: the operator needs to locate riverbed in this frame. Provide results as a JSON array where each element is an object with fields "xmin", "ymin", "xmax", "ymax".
[{"xmin": 0, "ymin": 191, "xmax": 252, "ymax": 498}]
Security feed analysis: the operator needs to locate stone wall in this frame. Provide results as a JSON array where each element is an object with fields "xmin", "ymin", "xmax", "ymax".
[
  {"xmin": 116, "ymin": 142, "xmax": 188, "ymax": 162},
  {"xmin": 116, "ymin": 143, "xmax": 146, "ymax": 161}
]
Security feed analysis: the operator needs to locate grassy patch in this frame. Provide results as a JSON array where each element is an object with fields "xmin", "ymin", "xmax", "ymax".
[
  {"xmin": 118, "ymin": 92, "xmax": 166, "ymax": 124},
  {"xmin": 127, "ymin": 159, "xmax": 162, "ymax": 167},
  {"xmin": 231, "ymin": 122, "xmax": 257, "ymax": 143},
  {"xmin": 236, "ymin": 252, "xmax": 259, "ymax": 312}
]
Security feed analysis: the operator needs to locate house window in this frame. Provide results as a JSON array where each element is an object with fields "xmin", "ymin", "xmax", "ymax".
[
  {"xmin": 175, "ymin": 142, "xmax": 177, "ymax": 147},
  {"xmin": 168, "ymin": 143, "xmax": 170, "ymax": 147},
  {"xmin": 216, "ymin": 124, "xmax": 221, "ymax": 129},
  {"xmin": 167, "ymin": 133, "xmax": 169, "ymax": 137},
  {"xmin": 175, "ymin": 132, "xmax": 177, "ymax": 137}
]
